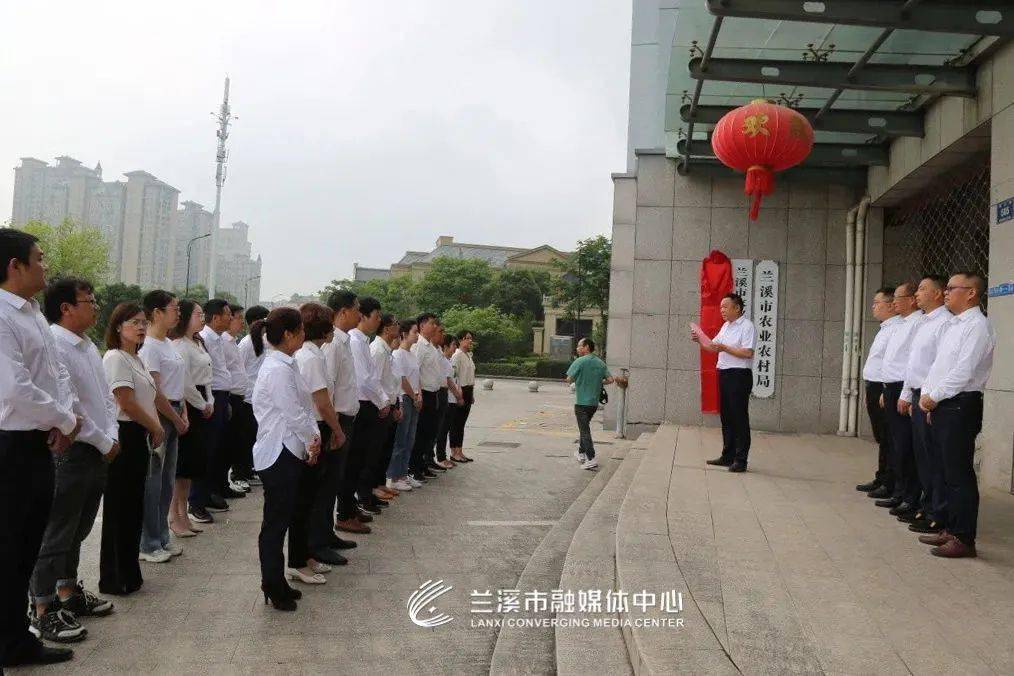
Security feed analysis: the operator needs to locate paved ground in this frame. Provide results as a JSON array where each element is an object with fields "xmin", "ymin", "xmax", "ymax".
[
  {"xmin": 667, "ymin": 426, "xmax": 1014, "ymax": 675},
  {"xmin": 13, "ymin": 380, "xmax": 624, "ymax": 675}
]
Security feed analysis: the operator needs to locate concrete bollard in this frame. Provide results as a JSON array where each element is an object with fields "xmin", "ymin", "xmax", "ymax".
[
  {"xmin": 528, "ymin": 381, "xmax": 539, "ymax": 392},
  {"xmin": 482, "ymin": 379, "xmax": 494, "ymax": 391}
]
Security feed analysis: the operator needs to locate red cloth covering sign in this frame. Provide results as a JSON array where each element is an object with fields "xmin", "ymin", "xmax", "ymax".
[{"xmin": 700, "ymin": 250, "xmax": 733, "ymax": 413}]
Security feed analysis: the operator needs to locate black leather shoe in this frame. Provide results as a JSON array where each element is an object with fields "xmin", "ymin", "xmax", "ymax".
[
  {"xmin": 207, "ymin": 494, "xmax": 230, "ymax": 512},
  {"xmin": 333, "ymin": 537, "xmax": 358, "ymax": 549},
  {"xmin": 313, "ymin": 548, "xmax": 349, "ymax": 566},
  {"xmin": 889, "ymin": 502, "xmax": 915, "ymax": 516},
  {"xmin": 428, "ymin": 462, "xmax": 447, "ymax": 472},
  {"xmin": 422, "ymin": 469, "xmax": 438, "ymax": 478},
  {"xmin": 707, "ymin": 457, "xmax": 734, "ymax": 467},
  {"xmin": 896, "ymin": 510, "xmax": 919, "ymax": 523},
  {"xmin": 855, "ymin": 479, "xmax": 880, "ymax": 492},
  {"xmin": 867, "ymin": 486, "xmax": 892, "ymax": 499},
  {"xmin": 220, "ymin": 487, "xmax": 246, "ymax": 499},
  {"xmin": 728, "ymin": 462, "xmax": 747, "ymax": 473},
  {"xmin": 875, "ymin": 497, "xmax": 902, "ymax": 508},
  {"xmin": 3, "ymin": 645, "xmax": 74, "ymax": 667},
  {"xmin": 360, "ymin": 503, "xmax": 381, "ymax": 515},
  {"xmin": 371, "ymin": 497, "xmax": 389, "ymax": 508},
  {"xmin": 908, "ymin": 519, "xmax": 943, "ymax": 534},
  {"xmin": 356, "ymin": 510, "xmax": 375, "ymax": 522}
]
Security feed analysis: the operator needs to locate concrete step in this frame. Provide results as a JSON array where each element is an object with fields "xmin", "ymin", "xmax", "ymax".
[
  {"xmin": 555, "ymin": 447, "xmax": 643, "ymax": 676},
  {"xmin": 614, "ymin": 424, "xmax": 738, "ymax": 675},
  {"xmin": 488, "ymin": 446, "xmax": 629, "ymax": 675}
]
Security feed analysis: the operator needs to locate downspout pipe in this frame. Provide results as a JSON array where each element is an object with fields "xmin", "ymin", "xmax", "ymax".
[
  {"xmin": 837, "ymin": 206, "xmax": 858, "ymax": 435},
  {"xmin": 847, "ymin": 196, "xmax": 872, "ymax": 435}
]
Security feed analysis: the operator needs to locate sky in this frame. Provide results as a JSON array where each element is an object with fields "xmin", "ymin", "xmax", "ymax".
[{"xmin": 0, "ymin": 1, "xmax": 632, "ymax": 300}]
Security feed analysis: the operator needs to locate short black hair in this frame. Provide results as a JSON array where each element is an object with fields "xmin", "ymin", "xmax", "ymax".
[
  {"xmin": 896, "ymin": 281, "xmax": 919, "ymax": 296},
  {"xmin": 398, "ymin": 319, "xmax": 417, "ymax": 337},
  {"xmin": 142, "ymin": 289, "xmax": 176, "ymax": 319},
  {"xmin": 578, "ymin": 337, "xmax": 596, "ymax": 352},
  {"xmin": 378, "ymin": 313, "xmax": 396, "ymax": 333},
  {"xmin": 245, "ymin": 305, "xmax": 269, "ymax": 325},
  {"xmin": 723, "ymin": 293, "xmax": 744, "ymax": 311},
  {"xmin": 358, "ymin": 296, "xmax": 381, "ymax": 317},
  {"xmin": 43, "ymin": 277, "xmax": 94, "ymax": 324},
  {"xmin": 203, "ymin": 298, "xmax": 231, "ymax": 319},
  {"xmin": 264, "ymin": 307, "xmax": 302, "ymax": 347},
  {"xmin": 0, "ymin": 228, "xmax": 39, "ymax": 284},
  {"xmin": 876, "ymin": 286, "xmax": 896, "ymax": 298},
  {"xmin": 416, "ymin": 312, "xmax": 437, "ymax": 328},
  {"xmin": 300, "ymin": 302, "xmax": 334, "ymax": 341},
  {"xmin": 327, "ymin": 289, "xmax": 358, "ymax": 312},
  {"xmin": 457, "ymin": 330, "xmax": 473, "ymax": 341},
  {"xmin": 921, "ymin": 274, "xmax": 948, "ymax": 291},
  {"xmin": 228, "ymin": 303, "xmax": 244, "ymax": 315}
]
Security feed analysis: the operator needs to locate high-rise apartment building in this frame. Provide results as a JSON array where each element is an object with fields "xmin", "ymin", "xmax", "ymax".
[
  {"xmin": 120, "ymin": 171, "xmax": 179, "ymax": 288},
  {"xmin": 174, "ymin": 200, "xmax": 214, "ymax": 291}
]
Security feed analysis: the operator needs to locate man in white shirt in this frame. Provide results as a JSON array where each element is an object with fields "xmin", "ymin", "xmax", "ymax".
[
  {"xmin": 369, "ymin": 314, "xmax": 402, "ymax": 501},
  {"xmin": 877, "ymin": 282, "xmax": 924, "ymax": 516},
  {"xmin": 917, "ymin": 272, "xmax": 996, "ymax": 559},
  {"xmin": 192, "ymin": 299, "xmax": 236, "ymax": 513},
  {"xmin": 410, "ymin": 313, "xmax": 445, "ymax": 481},
  {"xmin": 324, "ymin": 290, "xmax": 368, "ymax": 535},
  {"xmin": 0, "ymin": 229, "xmax": 82, "ymax": 667},
  {"xmin": 698, "ymin": 294, "xmax": 756, "ymax": 472},
  {"xmin": 27, "ymin": 278, "xmax": 118, "ymax": 644},
  {"xmin": 857, "ymin": 287, "xmax": 902, "ymax": 499},
  {"xmin": 349, "ymin": 297, "xmax": 391, "ymax": 515},
  {"xmin": 222, "ymin": 304, "xmax": 251, "ymax": 494},
  {"xmin": 898, "ymin": 275, "xmax": 951, "ymax": 534}
]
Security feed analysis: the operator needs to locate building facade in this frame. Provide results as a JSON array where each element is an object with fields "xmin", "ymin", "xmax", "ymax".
[
  {"xmin": 608, "ymin": 1, "xmax": 1013, "ymax": 494},
  {"xmin": 173, "ymin": 200, "xmax": 213, "ymax": 292},
  {"xmin": 120, "ymin": 171, "xmax": 179, "ymax": 289}
]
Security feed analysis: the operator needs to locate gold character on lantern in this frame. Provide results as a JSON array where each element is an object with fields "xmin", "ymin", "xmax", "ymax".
[{"xmin": 742, "ymin": 114, "xmax": 769, "ymax": 138}]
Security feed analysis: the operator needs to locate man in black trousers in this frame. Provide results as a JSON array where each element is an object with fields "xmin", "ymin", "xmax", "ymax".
[
  {"xmin": 856, "ymin": 287, "xmax": 901, "ymax": 498},
  {"xmin": 917, "ymin": 273, "xmax": 995, "ymax": 559},
  {"xmin": 0, "ymin": 229, "xmax": 82, "ymax": 667},
  {"xmin": 410, "ymin": 313, "xmax": 443, "ymax": 482}
]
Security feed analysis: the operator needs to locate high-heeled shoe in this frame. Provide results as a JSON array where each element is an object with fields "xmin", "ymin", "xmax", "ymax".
[
  {"xmin": 262, "ymin": 583, "xmax": 297, "ymax": 611},
  {"xmin": 285, "ymin": 583, "xmax": 302, "ymax": 600},
  {"xmin": 169, "ymin": 526, "xmax": 196, "ymax": 538},
  {"xmin": 286, "ymin": 568, "xmax": 326, "ymax": 585}
]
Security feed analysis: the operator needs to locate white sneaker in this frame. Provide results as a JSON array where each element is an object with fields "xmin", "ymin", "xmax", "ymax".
[
  {"xmin": 165, "ymin": 540, "xmax": 183, "ymax": 557},
  {"xmin": 391, "ymin": 479, "xmax": 413, "ymax": 491},
  {"xmin": 139, "ymin": 549, "xmax": 172, "ymax": 563},
  {"xmin": 407, "ymin": 475, "xmax": 423, "ymax": 488},
  {"xmin": 575, "ymin": 450, "xmax": 587, "ymax": 463},
  {"xmin": 581, "ymin": 459, "xmax": 599, "ymax": 471}
]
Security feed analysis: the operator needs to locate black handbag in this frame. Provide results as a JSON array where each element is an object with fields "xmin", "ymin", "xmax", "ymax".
[{"xmin": 599, "ymin": 387, "xmax": 608, "ymax": 405}]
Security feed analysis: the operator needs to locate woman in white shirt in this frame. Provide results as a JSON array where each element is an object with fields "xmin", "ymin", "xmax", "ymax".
[
  {"xmin": 138, "ymin": 291, "xmax": 189, "ymax": 561},
  {"xmin": 252, "ymin": 307, "xmax": 321, "ymax": 611},
  {"xmin": 101, "ymin": 303, "xmax": 164, "ymax": 596},
  {"xmin": 234, "ymin": 305, "xmax": 270, "ymax": 485},
  {"xmin": 387, "ymin": 320, "xmax": 422, "ymax": 490},
  {"xmin": 170, "ymin": 301, "xmax": 216, "ymax": 528},
  {"xmin": 449, "ymin": 330, "xmax": 477, "ymax": 463}
]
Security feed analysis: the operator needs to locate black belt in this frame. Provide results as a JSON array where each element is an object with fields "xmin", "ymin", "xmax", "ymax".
[{"xmin": 0, "ymin": 429, "xmax": 49, "ymax": 441}]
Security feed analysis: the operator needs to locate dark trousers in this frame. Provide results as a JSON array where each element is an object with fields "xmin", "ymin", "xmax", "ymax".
[
  {"xmin": 718, "ymin": 368, "xmax": 752, "ymax": 465},
  {"xmin": 312, "ymin": 415, "xmax": 353, "ymax": 545},
  {"xmin": 258, "ymin": 448, "xmax": 303, "ymax": 589},
  {"xmin": 574, "ymin": 405, "xmax": 598, "ymax": 460},
  {"xmin": 99, "ymin": 421, "xmax": 147, "ymax": 595},
  {"xmin": 448, "ymin": 399, "xmax": 470, "ymax": 452},
  {"xmin": 189, "ymin": 389, "xmax": 230, "ymax": 507},
  {"xmin": 30, "ymin": 443, "xmax": 107, "ymax": 604},
  {"xmin": 883, "ymin": 382, "xmax": 920, "ymax": 506},
  {"xmin": 229, "ymin": 395, "xmax": 255, "ymax": 480},
  {"xmin": 435, "ymin": 387, "xmax": 450, "ymax": 461},
  {"xmin": 934, "ymin": 392, "xmax": 983, "ymax": 546},
  {"xmin": 289, "ymin": 424, "xmax": 329, "ymax": 568},
  {"xmin": 864, "ymin": 380, "xmax": 893, "ymax": 489},
  {"xmin": 352, "ymin": 402, "xmax": 385, "ymax": 504},
  {"xmin": 0, "ymin": 430, "xmax": 53, "ymax": 663},
  {"xmin": 410, "ymin": 390, "xmax": 440, "ymax": 476},
  {"xmin": 910, "ymin": 388, "xmax": 945, "ymax": 521},
  {"xmin": 373, "ymin": 413, "xmax": 397, "ymax": 488}
]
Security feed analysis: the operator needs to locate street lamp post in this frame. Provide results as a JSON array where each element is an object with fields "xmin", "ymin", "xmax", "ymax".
[{"xmin": 185, "ymin": 232, "xmax": 212, "ymax": 295}]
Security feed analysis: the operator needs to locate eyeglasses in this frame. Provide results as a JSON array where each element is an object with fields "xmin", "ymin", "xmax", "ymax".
[
  {"xmin": 74, "ymin": 297, "xmax": 99, "ymax": 307},
  {"xmin": 124, "ymin": 318, "xmax": 150, "ymax": 329},
  {"xmin": 944, "ymin": 285, "xmax": 973, "ymax": 293}
]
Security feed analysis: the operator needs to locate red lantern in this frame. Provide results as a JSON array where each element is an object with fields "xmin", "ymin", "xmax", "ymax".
[{"xmin": 710, "ymin": 99, "xmax": 814, "ymax": 221}]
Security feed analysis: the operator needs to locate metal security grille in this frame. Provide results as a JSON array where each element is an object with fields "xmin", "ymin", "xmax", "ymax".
[{"xmin": 885, "ymin": 157, "xmax": 990, "ymax": 309}]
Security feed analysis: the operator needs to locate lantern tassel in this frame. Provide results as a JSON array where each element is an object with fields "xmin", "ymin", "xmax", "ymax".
[{"xmin": 744, "ymin": 165, "xmax": 774, "ymax": 221}]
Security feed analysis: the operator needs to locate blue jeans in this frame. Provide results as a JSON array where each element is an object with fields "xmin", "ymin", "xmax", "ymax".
[
  {"xmin": 140, "ymin": 403, "xmax": 181, "ymax": 554},
  {"xmin": 388, "ymin": 395, "xmax": 419, "ymax": 479}
]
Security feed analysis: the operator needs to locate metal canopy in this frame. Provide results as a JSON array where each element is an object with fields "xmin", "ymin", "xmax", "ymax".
[
  {"xmin": 676, "ymin": 139, "xmax": 889, "ymax": 166},
  {"xmin": 677, "ymin": 158, "xmax": 869, "ymax": 187},
  {"xmin": 705, "ymin": 0, "xmax": 1014, "ymax": 38},
  {"xmin": 668, "ymin": 2, "xmax": 990, "ymax": 181},
  {"xmin": 689, "ymin": 57, "xmax": 977, "ymax": 97},
  {"xmin": 679, "ymin": 104, "xmax": 925, "ymax": 137}
]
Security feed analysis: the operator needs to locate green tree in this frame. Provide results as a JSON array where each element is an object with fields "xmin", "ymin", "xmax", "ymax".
[
  {"xmin": 319, "ymin": 275, "xmax": 418, "ymax": 318},
  {"xmin": 413, "ymin": 258, "xmax": 494, "ymax": 315},
  {"xmin": 22, "ymin": 218, "xmax": 110, "ymax": 285},
  {"xmin": 483, "ymin": 268, "xmax": 551, "ymax": 319},
  {"xmin": 551, "ymin": 235, "xmax": 612, "ymax": 350},
  {"xmin": 90, "ymin": 282, "xmax": 144, "ymax": 344},
  {"xmin": 440, "ymin": 305, "xmax": 527, "ymax": 363}
]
